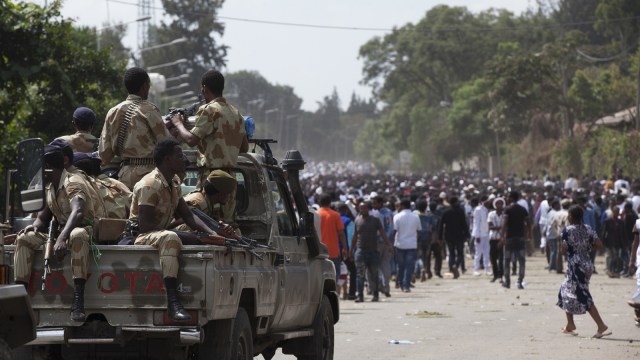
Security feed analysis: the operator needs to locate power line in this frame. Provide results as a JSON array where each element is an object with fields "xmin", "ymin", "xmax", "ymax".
[{"xmin": 106, "ymin": 0, "xmax": 640, "ymax": 34}]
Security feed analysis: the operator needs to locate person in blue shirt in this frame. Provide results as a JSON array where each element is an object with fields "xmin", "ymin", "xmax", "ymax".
[{"xmin": 338, "ymin": 202, "xmax": 357, "ymax": 300}]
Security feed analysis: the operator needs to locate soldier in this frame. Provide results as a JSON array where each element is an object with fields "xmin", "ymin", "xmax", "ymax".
[
  {"xmin": 130, "ymin": 138, "xmax": 225, "ymax": 321},
  {"xmin": 13, "ymin": 140, "xmax": 104, "ymax": 322},
  {"xmin": 99, "ymin": 67, "xmax": 171, "ymax": 190},
  {"xmin": 54, "ymin": 107, "xmax": 98, "ymax": 152},
  {"xmin": 167, "ymin": 70, "xmax": 248, "ymax": 225},
  {"xmin": 173, "ymin": 169, "xmax": 237, "ymax": 232},
  {"xmin": 73, "ymin": 152, "xmax": 132, "ymax": 219}
]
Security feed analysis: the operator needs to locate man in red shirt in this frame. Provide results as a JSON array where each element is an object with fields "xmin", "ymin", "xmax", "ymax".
[{"xmin": 317, "ymin": 194, "xmax": 348, "ymax": 282}]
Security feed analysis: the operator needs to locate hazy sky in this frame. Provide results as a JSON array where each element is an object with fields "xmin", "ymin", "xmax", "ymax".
[{"xmin": 30, "ymin": 0, "xmax": 534, "ymax": 110}]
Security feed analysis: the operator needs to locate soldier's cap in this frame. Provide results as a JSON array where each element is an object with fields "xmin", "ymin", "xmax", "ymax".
[
  {"xmin": 206, "ymin": 170, "xmax": 237, "ymax": 194},
  {"xmin": 73, "ymin": 151, "xmax": 101, "ymax": 164},
  {"xmin": 73, "ymin": 107, "xmax": 97, "ymax": 124}
]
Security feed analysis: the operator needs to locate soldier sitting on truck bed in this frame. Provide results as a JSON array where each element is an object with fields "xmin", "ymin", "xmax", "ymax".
[
  {"xmin": 53, "ymin": 107, "xmax": 99, "ymax": 153},
  {"xmin": 13, "ymin": 140, "xmax": 105, "ymax": 322},
  {"xmin": 129, "ymin": 138, "xmax": 227, "ymax": 322},
  {"xmin": 73, "ymin": 152, "xmax": 133, "ymax": 219},
  {"xmin": 166, "ymin": 70, "xmax": 248, "ymax": 227}
]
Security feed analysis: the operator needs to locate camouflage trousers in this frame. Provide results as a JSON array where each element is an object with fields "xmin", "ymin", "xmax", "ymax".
[
  {"xmin": 14, "ymin": 226, "xmax": 92, "ymax": 283},
  {"xmin": 196, "ymin": 167, "xmax": 236, "ymax": 225},
  {"xmin": 118, "ymin": 164, "xmax": 154, "ymax": 191},
  {"xmin": 135, "ymin": 230, "xmax": 182, "ymax": 278}
]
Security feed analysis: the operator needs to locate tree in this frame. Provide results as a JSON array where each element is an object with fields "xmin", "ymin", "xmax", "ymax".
[
  {"xmin": 0, "ymin": 0, "xmax": 126, "ymax": 215},
  {"xmin": 140, "ymin": 0, "xmax": 228, "ymax": 110},
  {"xmin": 0, "ymin": 0, "xmax": 125, "ymax": 143}
]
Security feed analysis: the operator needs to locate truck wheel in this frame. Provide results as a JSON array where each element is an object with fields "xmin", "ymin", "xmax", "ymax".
[
  {"xmin": 230, "ymin": 308, "xmax": 253, "ymax": 360},
  {"xmin": 0, "ymin": 339, "xmax": 12, "ymax": 360},
  {"xmin": 297, "ymin": 295, "xmax": 334, "ymax": 360}
]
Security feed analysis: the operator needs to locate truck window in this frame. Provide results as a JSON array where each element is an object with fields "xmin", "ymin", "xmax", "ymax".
[{"xmin": 268, "ymin": 170, "xmax": 297, "ymax": 236}]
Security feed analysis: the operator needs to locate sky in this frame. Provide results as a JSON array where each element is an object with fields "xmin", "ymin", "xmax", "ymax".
[{"xmin": 30, "ymin": 0, "xmax": 534, "ymax": 111}]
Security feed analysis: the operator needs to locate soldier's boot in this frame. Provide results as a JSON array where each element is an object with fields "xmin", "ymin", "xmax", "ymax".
[
  {"xmin": 70, "ymin": 278, "xmax": 86, "ymax": 322},
  {"xmin": 164, "ymin": 277, "xmax": 191, "ymax": 322}
]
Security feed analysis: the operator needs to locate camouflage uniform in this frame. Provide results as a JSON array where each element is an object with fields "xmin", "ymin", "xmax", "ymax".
[
  {"xmin": 130, "ymin": 168, "xmax": 183, "ymax": 278},
  {"xmin": 174, "ymin": 190, "xmax": 222, "ymax": 232},
  {"xmin": 14, "ymin": 168, "xmax": 103, "ymax": 283},
  {"xmin": 95, "ymin": 175, "xmax": 132, "ymax": 219},
  {"xmin": 99, "ymin": 94, "xmax": 170, "ymax": 190},
  {"xmin": 191, "ymin": 97, "xmax": 245, "ymax": 223},
  {"xmin": 55, "ymin": 131, "xmax": 98, "ymax": 153}
]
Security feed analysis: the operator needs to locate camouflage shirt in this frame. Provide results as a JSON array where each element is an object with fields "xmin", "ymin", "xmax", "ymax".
[
  {"xmin": 129, "ymin": 168, "xmax": 182, "ymax": 232},
  {"xmin": 190, "ymin": 97, "xmax": 246, "ymax": 168},
  {"xmin": 99, "ymin": 94, "xmax": 170, "ymax": 166},
  {"xmin": 96, "ymin": 174, "xmax": 132, "ymax": 219},
  {"xmin": 46, "ymin": 167, "xmax": 104, "ymax": 226},
  {"xmin": 55, "ymin": 131, "xmax": 98, "ymax": 153},
  {"xmin": 184, "ymin": 190, "xmax": 223, "ymax": 220}
]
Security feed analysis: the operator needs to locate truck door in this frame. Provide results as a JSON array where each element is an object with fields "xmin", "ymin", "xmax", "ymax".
[{"xmin": 268, "ymin": 170, "xmax": 314, "ymax": 328}]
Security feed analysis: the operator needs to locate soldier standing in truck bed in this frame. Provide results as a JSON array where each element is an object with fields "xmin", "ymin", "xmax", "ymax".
[
  {"xmin": 99, "ymin": 67, "xmax": 171, "ymax": 190},
  {"xmin": 54, "ymin": 107, "xmax": 99, "ymax": 153},
  {"xmin": 167, "ymin": 70, "xmax": 248, "ymax": 225},
  {"xmin": 13, "ymin": 140, "xmax": 104, "ymax": 322}
]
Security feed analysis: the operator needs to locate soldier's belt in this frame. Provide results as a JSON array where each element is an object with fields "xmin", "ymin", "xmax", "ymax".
[{"xmin": 122, "ymin": 158, "xmax": 155, "ymax": 166}]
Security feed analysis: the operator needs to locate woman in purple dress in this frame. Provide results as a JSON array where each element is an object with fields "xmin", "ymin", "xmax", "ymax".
[{"xmin": 557, "ymin": 205, "xmax": 611, "ymax": 338}]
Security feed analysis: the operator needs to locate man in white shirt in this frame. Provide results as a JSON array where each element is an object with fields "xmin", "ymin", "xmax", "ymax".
[
  {"xmin": 564, "ymin": 173, "xmax": 579, "ymax": 192},
  {"xmin": 392, "ymin": 198, "xmax": 422, "ymax": 292},
  {"xmin": 472, "ymin": 197, "xmax": 490, "ymax": 276}
]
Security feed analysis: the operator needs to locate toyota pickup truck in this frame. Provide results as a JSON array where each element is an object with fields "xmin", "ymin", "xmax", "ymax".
[{"xmin": 1, "ymin": 138, "xmax": 338, "ymax": 360}]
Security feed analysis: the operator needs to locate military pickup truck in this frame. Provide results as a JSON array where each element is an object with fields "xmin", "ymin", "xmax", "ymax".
[{"xmin": 1, "ymin": 138, "xmax": 338, "ymax": 360}]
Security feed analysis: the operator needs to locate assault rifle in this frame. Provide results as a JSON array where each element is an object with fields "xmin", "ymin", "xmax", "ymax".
[
  {"xmin": 190, "ymin": 208, "xmax": 274, "ymax": 259},
  {"xmin": 163, "ymin": 96, "xmax": 205, "ymax": 128},
  {"xmin": 42, "ymin": 218, "xmax": 58, "ymax": 290}
]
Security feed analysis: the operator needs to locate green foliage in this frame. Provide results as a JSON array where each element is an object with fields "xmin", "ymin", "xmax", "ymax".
[
  {"xmin": 569, "ymin": 63, "xmax": 635, "ymax": 123},
  {"xmin": 0, "ymin": 0, "xmax": 126, "ymax": 218},
  {"xmin": 553, "ymin": 127, "xmax": 640, "ymax": 178}
]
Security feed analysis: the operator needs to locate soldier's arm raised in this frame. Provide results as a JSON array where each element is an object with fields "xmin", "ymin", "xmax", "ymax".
[{"xmin": 169, "ymin": 114, "xmax": 201, "ymax": 147}]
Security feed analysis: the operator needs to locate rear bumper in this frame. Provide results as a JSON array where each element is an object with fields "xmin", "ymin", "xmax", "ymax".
[{"xmin": 28, "ymin": 326, "xmax": 202, "ymax": 345}]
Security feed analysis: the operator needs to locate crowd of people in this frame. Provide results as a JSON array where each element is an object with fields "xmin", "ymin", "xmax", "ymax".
[{"xmin": 303, "ymin": 161, "xmax": 640, "ymax": 332}]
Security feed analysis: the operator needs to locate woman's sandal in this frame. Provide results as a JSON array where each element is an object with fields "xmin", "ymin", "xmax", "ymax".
[{"xmin": 561, "ymin": 328, "xmax": 578, "ymax": 336}]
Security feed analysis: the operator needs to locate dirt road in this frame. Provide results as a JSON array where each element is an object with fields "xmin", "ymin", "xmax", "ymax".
[{"xmin": 274, "ymin": 254, "xmax": 640, "ymax": 360}]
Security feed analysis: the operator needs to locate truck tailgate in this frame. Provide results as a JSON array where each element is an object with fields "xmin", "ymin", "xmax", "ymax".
[{"xmin": 6, "ymin": 245, "xmax": 210, "ymax": 327}]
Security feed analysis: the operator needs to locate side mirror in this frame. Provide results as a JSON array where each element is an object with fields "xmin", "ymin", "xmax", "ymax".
[{"xmin": 17, "ymin": 139, "xmax": 45, "ymax": 213}]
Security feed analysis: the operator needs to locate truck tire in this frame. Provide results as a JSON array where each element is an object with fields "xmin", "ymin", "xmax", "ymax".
[
  {"xmin": 0, "ymin": 339, "xmax": 12, "ymax": 360},
  {"xmin": 230, "ymin": 308, "xmax": 253, "ymax": 360},
  {"xmin": 296, "ymin": 295, "xmax": 334, "ymax": 360}
]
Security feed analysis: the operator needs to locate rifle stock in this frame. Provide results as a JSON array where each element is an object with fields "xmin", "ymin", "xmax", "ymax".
[{"xmin": 42, "ymin": 218, "xmax": 58, "ymax": 290}]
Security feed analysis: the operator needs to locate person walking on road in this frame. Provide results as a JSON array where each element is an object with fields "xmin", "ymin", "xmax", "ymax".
[
  {"xmin": 557, "ymin": 205, "xmax": 611, "ymax": 338},
  {"xmin": 351, "ymin": 202, "xmax": 392, "ymax": 302},
  {"xmin": 488, "ymin": 197, "xmax": 505, "ymax": 283},
  {"xmin": 317, "ymin": 194, "xmax": 348, "ymax": 284},
  {"xmin": 392, "ymin": 198, "xmax": 421, "ymax": 292},
  {"xmin": 501, "ymin": 191, "xmax": 531, "ymax": 289},
  {"xmin": 472, "ymin": 197, "xmax": 490, "ymax": 276},
  {"xmin": 439, "ymin": 196, "xmax": 469, "ymax": 279}
]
